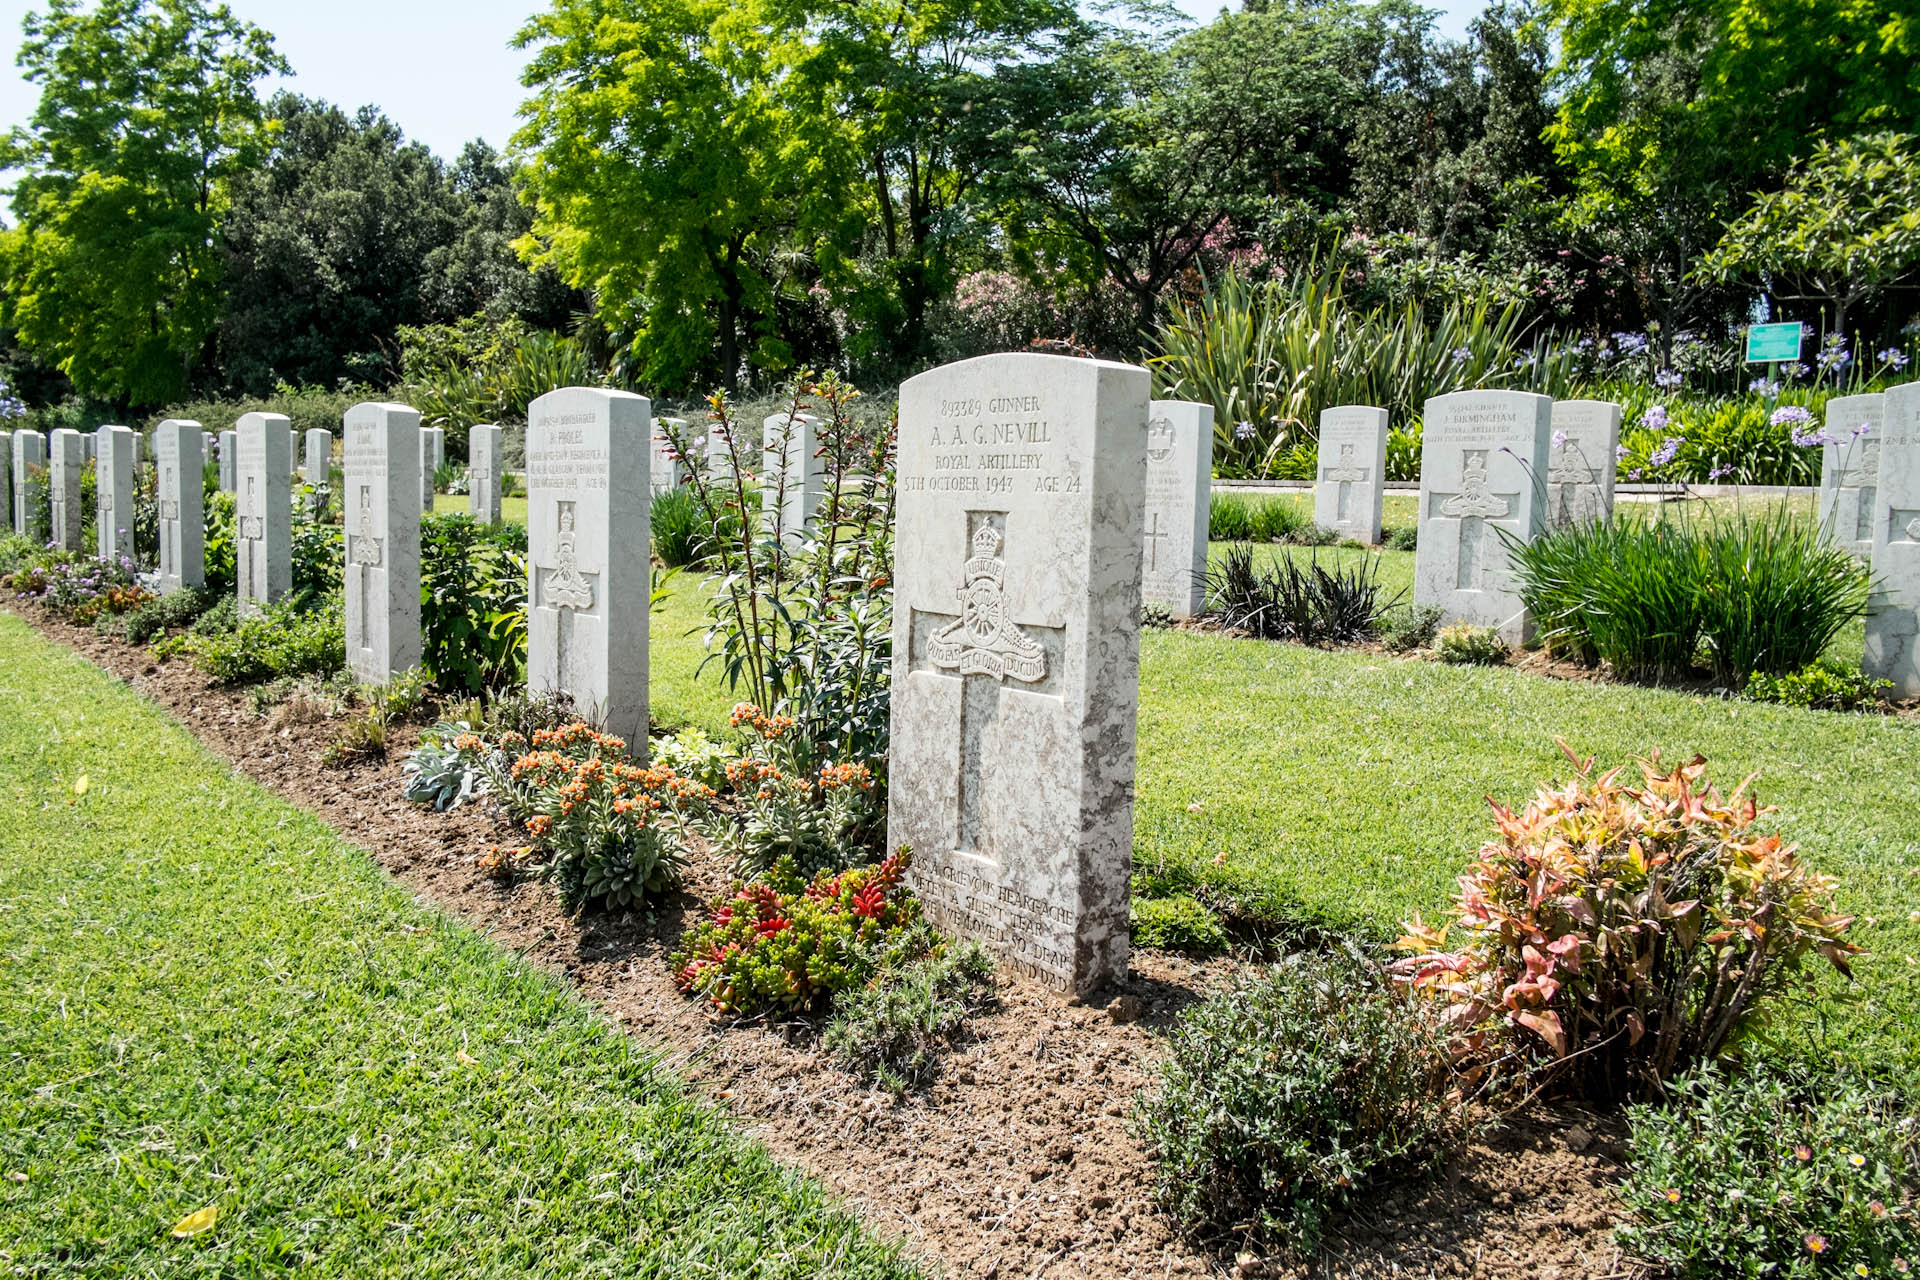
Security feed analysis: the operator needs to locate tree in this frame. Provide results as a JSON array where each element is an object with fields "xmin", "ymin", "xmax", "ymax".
[
  {"xmin": 2, "ymin": 0, "xmax": 285, "ymax": 406},
  {"xmin": 1704, "ymin": 132, "xmax": 1920, "ymax": 342},
  {"xmin": 424, "ymin": 141, "xmax": 579, "ymax": 332}
]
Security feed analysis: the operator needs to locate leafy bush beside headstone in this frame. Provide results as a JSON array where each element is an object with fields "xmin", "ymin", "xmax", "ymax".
[
  {"xmin": 1744, "ymin": 660, "xmax": 1893, "ymax": 712},
  {"xmin": 822, "ymin": 936, "xmax": 996, "ymax": 1095}
]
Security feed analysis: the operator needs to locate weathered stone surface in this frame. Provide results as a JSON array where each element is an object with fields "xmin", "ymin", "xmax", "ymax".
[
  {"xmin": 1314, "ymin": 406, "xmax": 1389, "ymax": 544},
  {"xmin": 218, "ymin": 431, "xmax": 237, "ymax": 492},
  {"xmin": 154, "ymin": 420, "xmax": 205, "ymax": 592},
  {"xmin": 419, "ymin": 426, "xmax": 445, "ymax": 509},
  {"xmin": 11, "ymin": 430, "xmax": 43, "ymax": 536},
  {"xmin": 48, "ymin": 428, "xmax": 84, "ymax": 551},
  {"xmin": 1866, "ymin": 383, "xmax": 1920, "ymax": 695},
  {"xmin": 889, "ymin": 352, "xmax": 1148, "ymax": 996},
  {"xmin": 763, "ymin": 411, "xmax": 825, "ymax": 539},
  {"xmin": 1141, "ymin": 399, "xmax": 1212, "ymax": 617},
  {"xmin": 525, "ymin": 387, "xmax": 652, "ymax": 743},
  {"xmin": 652, "ymin": 418, "xmax": 688, "ymax": 495},
  {"xmin": 468, "ymin": 424, "xmax": 503, "ymax": 523},
  {"xmin": 343, "ymin": 403, "xmax": 424, "ymax": 683},
  {"xmin": 304, "ymin": 428, "xmax": 333, "ymax": 486},
  {"xmin": 95, "ymin": 425, "xmax": 136, "ymax": 562},
  {"xmin": 235, "ymin": 412, "xmax": 293, "ymax": 615},
  {"xmin": 1413, "ymin": 390, "xmax": 1553, "ymax": 644},
  {"xmin": 1820, "ymin": 394, "xmax": 1884, "ymax": 559},
  {"xmin": 0, "ymin": 431, "xmax": 10, "ymax": 536},
  {"xmin": 1546, "ymin": 400, "xmax": 1620, "ymax": 527}
]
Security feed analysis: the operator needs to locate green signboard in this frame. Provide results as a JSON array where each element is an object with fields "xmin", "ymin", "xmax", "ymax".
[{"xmin": 1745, "ymin": 322, "xmax": 1802, "ymax": 363}]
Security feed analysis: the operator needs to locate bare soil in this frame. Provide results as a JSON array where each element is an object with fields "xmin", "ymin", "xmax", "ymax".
[{"xmin": 11, "ymin": 599, "xmax": 1647, "ymax": 1280}]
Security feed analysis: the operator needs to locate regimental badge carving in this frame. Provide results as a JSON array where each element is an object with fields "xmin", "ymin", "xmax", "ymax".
[
  {"xmin": 159, "ymin": 500, "xmax": 179, "ymax": 521},
  {"xmin": 350, "ymin": 485, "xmax": 383, "ymax": 567},
  {"xmin": 1547, "ymin": 438, "xmax": 1597, "ymax": 486},
  {"xmin": 1322, "ymin": 442, "xmax": 1368, "ymax": 483},
  {"xmin": 1440, "ymin": 450, "xmax": 1510, "ymax": 518},
  {"xmin": 1906, "ymin": 517, "xmax": 1920, "ymax": 542},
  {"xmin": 544, "ymin": 501, "xmax": 595, "ymax": 611},
  {"xmin": 1849, "ymin": 439, "xmax": 1882, "ymax": 485},
  {"xmin": 1146, "ymin": 416, "xmax": 1176, "ymax": 463},
  {"xmin": 242, "ymin": 517, "xmax": 265, "ymax": 540},
  {"xmin": 927, "ymin": 524, "xmax": 1047, "ymax": 684}
]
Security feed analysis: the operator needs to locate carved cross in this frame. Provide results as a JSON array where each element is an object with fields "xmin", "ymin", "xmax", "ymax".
[{"xmin": 1145, "ymin": 511, "xmax": 1169, "ymax": 571}]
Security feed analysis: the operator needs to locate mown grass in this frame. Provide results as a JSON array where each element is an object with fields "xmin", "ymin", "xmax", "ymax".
[{"xmin": 0, "ymin": 613, "xmax": 918, "ymax": 1279}]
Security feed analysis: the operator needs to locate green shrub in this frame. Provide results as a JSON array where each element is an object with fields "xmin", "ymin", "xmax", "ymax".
[
  {"xmin": 402, "ymin": 721, "xmax": 491, "ymax": 811},
  {"xmin": 1290, "ymin": 522, "xmax": 1340, "ymax": 547},
  {"xmin": 1618, "ymin": 1067, "xmax": 1918, "ymax": 1277},
  {"xmin": 650, "ymin": 486, "xmax": 704, "ymax": 567},
  {"xmin": 822, "ymin": 936, "xmax": 996, "ymax": 1094},
  {"xmin": 707, "ymin": 705, "xmax": 882, "ymax": 880},
  {"xmin": 148, "ymin": 385, "xmax": 377, "ymax": 442},
  {"xmin": 1249, "ymin": 497, "xmax": 1310, "ymax": 543},
  {"xmin": 1134, "ymin": 948, "xmax": 1478, "ymax": 1250},
  {"xmin": 1205, "ymin": 543, "xmax": 1393, "ymax": 644},
  {"xmin": 183, "ymin": 596, "xmax": 346, "ymax": 684},
  {"xmin": 1744, "ymin": 659, "xmax": 1892, "ymax": 712},
  {"xmin": 188, "ymin": 593, "xmax": 239, "ymax": 637},
  {"xmin": 1693, "ymin": 507, "xmax": 1872, "ymax": 687},
  {"xmin": 1382, "ymin": 525, "xmax": 1418, "ymax": 551},
  {"xmin": 1395, "ymin": 748, "xmax": 1860, "ymax": 1101},
  {"xmin": 1209, "ymin": 492, "xmax": 1256, "ymax": 542},
  {"xmin": 1130, "ymin": 894, "xmax": 1229, "ymax": 953},
  {"xmin": 201, "ymin": 492, "xmax": 237, "ymax": 594},
  {"xmin": 118, "ymin": 586, "xmax": 218, "ymax": 645},
  {"xmin": 420, "ymin": 512, "xmax": 526, "ymax": 695},
  {"xmin": 1434, "ymin": 622, "xmax": 1507, "ymax": 664},
  {"xmin": 672, "ymin": 850, "xmax": 925, "ymax": 1015},
  {"xmin": 1378, "ymin": 603, "xmax": 1443, "ymax": 653},
  {"xmin": 649, "ymin": 726, "xmax": 735, "ymax": 791}
]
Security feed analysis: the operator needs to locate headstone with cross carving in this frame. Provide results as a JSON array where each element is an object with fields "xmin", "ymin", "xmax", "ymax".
[
  {"xmin": 11, "ymin": 430, "xmax": 43, "ymax": 537},
  {"xmin": 48, "ymin": 428, "xmax": 84, "ymax": 551},
  {"xmin": 763, "ymin": 411, "xmax": 826, "ymax": 541},
  {"xmin": 1865, "ymin": 383, "xmax": 1920, "ymax": 695},
  {"xmin": 651, "ymin": 418, "xmax": 688, "ymax": 496},
  {"xmin": 526, "ymin": 387, "xmax": 652, "ymax": 742},
  {"xmin": 235, "ymin": 412, "xmax": 293, "ymax": 616},
  {"xmin": 95, "ymin": 425, "xmax": 136, "ymax": 562},
  {"xmin": 1819, "ymin": 393, "xmax": 1884, "ymax": 561},
  {"xmin": 343, "ymin": 403, "xmax": 423, "ymax": 683},
  {"xmin": 1141, "ymin": 399, "xmax": 1212, "ymax": 618},
  {"xmin": 890, "ymin": 352, "xmax": 1149, "ymax": 996},
  {"xmin": 1545, "ymin": 400, "xmax": 1620, "ymax": 528},
  {"xmin": 154, "ymin": 420, "xmax": 205, "ymax": 592},
  {"xmin": 469, "ymin": 423, "xmax": 503, "ymax": 524},
  {"xmin": 1314, "ymin": 406, "xmax": 1389, "ymax": 543},
  {"xmin": 1414, "ymin": 390, "xmax": 1553, "ymax": 644},
  {"xmin": 217, "ymin": 430, "xmax": 237, "ymax": 492},
  {"xmin": 304, "ymin": 428, "xmax": 333, "ymax": 487}
]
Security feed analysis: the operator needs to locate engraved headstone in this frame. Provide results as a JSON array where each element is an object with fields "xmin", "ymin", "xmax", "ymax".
[
  {"xmin": 304, "ymin": 428, "xmax": 333, "ymax": 486},
  {"xmin": 1545, "ymin": 400, "xmax": 1620, "ymax": 528},
  {"xmin": 130, "ymin": 432, "xmax": 143, "ymax": 470},
  {"xmin": 652, "ymin": 418, "xmax": 688, "ymax": 495},
  {"xmin": 1865, "ymin": 383, "xmax": 1920, "ymax": 695},
  {"xmin": 468, "ymin": 423, "xmax": 503, "ymax": 524},
  {"xmin": 525, "ymin": 388, "xmax": 652, "ymax": 742},
  {"xmin": 48, "ymin": 428, "xmax": 84, "ymax": 551},
  {"xmin": 0, "ymin": 430, "xmax": 10, "ymax": 535},
  {"xmin": 1314, "ymin": 406, "xmax": 1389, "ymax": 544},
  {"xmin": 419, "ymin": 426, "xmax": 445, "ymax": 510},
  {"xmin": 1414, "ymin": 391, "xmax": 1553, "ymax": 644},
  {"xmin": 154, "ymin": 420, "xmax": 205, "ymax": 592},
  {"xmin": 890, "ymin": 352, "xmax": 1148, "ymax": 996},
  {"xmin": 1141, "ymin": 399, "xmax": 1212, "ymax": 618},
  {"xmin": 763, "ymin": 411, "xmax": 825, "ymax": 539},
  {"xmin": 234, "ymin": 412, "xmax": 293, "ymax": 615},
  {"xmin": 95, "ymin": 425, "xmax": 136, "ymax": 561},
  {"xmin": 1819, "ymin": 394, "xmax": 1884, "ymax": 560},
  {"xmin": 11, "ymin": 430, "xmax": 43, "ymax": 536},
  {"xmin": 217, "ymin": 430, "xmax": 236, "ymax": 492},
  {"xmin": 344, "ymin": 403, "xmax": 423, "ymax": 683}
]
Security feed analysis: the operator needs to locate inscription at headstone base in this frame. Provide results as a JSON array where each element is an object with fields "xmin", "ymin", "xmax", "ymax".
[
  {"xmin": 48, "ymin": 429, "xmax": 84, "ymax": 551},
  {"xmin": 235, "ymin": 413, "xmax": 293, "ymax": 615},
  {"xmin": 1414, "ymin": 391, "xmax": 1554, "ymax": 644},
  {"xmin": 468, "ymin": 424, "xmax": 503, "ymax": 524},
  {"xmin": 1545, "ymin": 400, "xmax": 1621, "ymax": 528},
  {"xmin": 1865, "ymin": 383, "xmax": 1920, "ymax": 696},
  {"xmin": 154, "ymin": 420, "xmax": 206, "ymax": 592},
  {"xmin": 344, "ymin": 403, "xmax": 423, "ymax": 683},
  {"xmin": 1314, "ymin": 406, "xmax": 1390, "ymax": 544},
  {"xmin": 95, "ymin": 425, "xmax": 136, "ymax": 561},
  {"xmin": 889, "ymin": 352, "xmax": 1148, "ymax": 996},
  {"xmin": 1140, "ymin": 399, "xmax": 1213, "ymax": 617},
  {"xmin": 1820, "ymin": 394, "xmax": 1885, "ymax": 560},
  {"xmin": 525, "ymin": 388, "xmax": 652, "ymax": 743}
]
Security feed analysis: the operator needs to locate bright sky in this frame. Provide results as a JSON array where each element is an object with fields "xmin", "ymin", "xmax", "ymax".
[{"xmin": 0, "ymin": 0, "xmax": 1487, "ymax": 168}]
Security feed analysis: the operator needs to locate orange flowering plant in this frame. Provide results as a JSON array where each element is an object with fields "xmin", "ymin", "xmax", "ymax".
[
  {"xmin": 1392, "ymin": 743, "xmax": 1860, "ymax": 1100},
  {"xmin": 708, "ymin": 703, "xmax": 881, "ymax": 879}
]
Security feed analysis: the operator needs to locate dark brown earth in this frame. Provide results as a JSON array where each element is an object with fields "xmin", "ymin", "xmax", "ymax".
[{"xmin": 9, "ymin": 599, "xmax": 1648, "ymax": 1280}]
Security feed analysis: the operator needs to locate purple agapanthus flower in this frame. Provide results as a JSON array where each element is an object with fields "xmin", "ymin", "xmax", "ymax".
[
  {"xmin": 1654, "ymin": 368, "xmax": 1682, "ymax": 390},
  {"xmin": 1649, "ymin": 437, "xmax": 1682, "ymax": 467},
  {"xmin": 1771, "ymin": 405, "xmax": 1814, "ymax": 428},
  {"xmin": 1234, "ymin": 420, "xmax": 1257, "ymax": 442},
  {"xmin": 1641, "ymin": 405, "xmax": 1669, "ymax": 431},
  {"xmin": 1748, "ymin": 377, "xmax": 1780, "ymax": 396},
  {"xmin": 1878, "ymin": 348, "xmax": 1909, "ymax": 372}
]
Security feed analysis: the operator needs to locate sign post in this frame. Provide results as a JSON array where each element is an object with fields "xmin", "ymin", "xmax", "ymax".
[{"xmin": 1745, "ymin": 322, "xmax": 1802, "ymax": 407}]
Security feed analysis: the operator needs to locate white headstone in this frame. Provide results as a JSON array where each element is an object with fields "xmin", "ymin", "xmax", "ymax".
[
  {"xmin": 1546, "ymin": 400, "xmax": 1620, "ymax": 528},
  {"xmin": 1866, "ymin": 383, "xmax": 1920, "ymax": 695},
  {"xmin": 419, "ymin": 426, "xmax": 445, "ymax": 510},
  {"xmin": 234, "ymin": 412, "xmax": 293, "ymax": 615},
  {"xmin": 217, "ymin": 431, "xmax": 237, "ymax": 492},
  {"xmin": 889, "ymin": 353, "xmax": 1148, "ymax": 996},
  {"xmin": 344, "ymin": 403, "xmax": 423, "ymax": 683},
  {"xmin": 130, "ymin": 431, "xmax": 143, "ymax": 470},
  {"xmin": 48, "ymin": 428, "xmax": 84, "ymax": 551},
  {"xmin": 525, "ymin": 388, "xmax": 652, "ymax": 742},
  {"xmin": 1141, "ymin": 399, "xmax": 1213, "ymax": 617},
  {"xmin": 1819, "ymin": 394, "xmax": 1884, "ymax": 559},
  {"xmin": 651, "ymin": 418, "xmax": 688, "ymax": 496},
  {"xmin": 95, "ymin": 425, "xmax": 136, "ymax": 562},
  {"xmin": 201, "ymin": 430, "xmax": 215, "ymax": 462},
  {"xmin": 81, "ymin": 433, "xmax": 96, "ymax": 463},
  {"xmin": 1314, "ymin": 406, "xmax": 1389, "ymax": 544},
  {"xmin": 468, "ymin": 424, "xmax": 503, "ymax": 524},
  {"xmin": 0, "ymin": 430, "xmax": 10, "ymax": 535},
  {"xmin": 1414, "ymin": 391, "xmax": 1553, "ymax": 644},
  {"xmin": 763, "ymin": 411, "xmax": 826, "ymax": 539},
  {"xmin": 11, "ymin": 430, "xmax": 43, "ymax": 536},
  {"xmin": 154, "ymin": 420, "xmax": 205, "ymax": 593},
  {"xmin": 304, "ymin": 428, "xmax": 333, "ymax": 486}
]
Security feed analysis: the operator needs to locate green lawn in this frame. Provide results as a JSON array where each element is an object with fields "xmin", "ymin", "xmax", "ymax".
[{"xmin": 0, "ymin": 614, "xmax": 916, "ymax": 1278}]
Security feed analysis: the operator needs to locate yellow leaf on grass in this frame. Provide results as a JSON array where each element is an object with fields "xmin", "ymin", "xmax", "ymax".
[
  {"xmin": 170, "ymin": 1206, "xmax": 217, "ymax": 1238},
  {"xmin": 71, "ymin": 774, "xmax": 88, "ymax": 799},
  {"xmin": 455, "ymin": 1049, "xmax": 479, "ymax": 1066}
]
